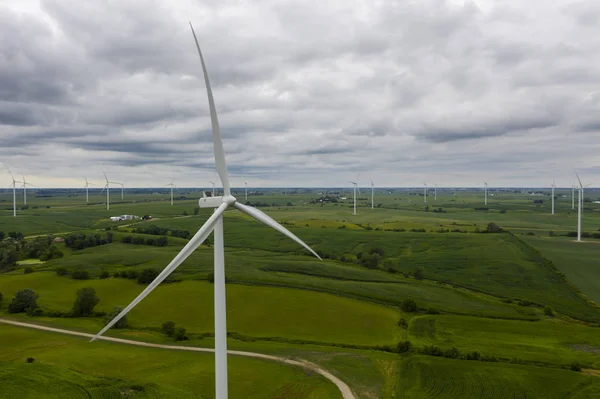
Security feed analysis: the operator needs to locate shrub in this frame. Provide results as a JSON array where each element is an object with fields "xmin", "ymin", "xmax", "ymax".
[
  {"xmin": 426, "ymin": 308, "xmax": 440, "ymax": 315},
  {"xmin": 0, "ymin": 292, "xmax": 3, "ymax": 305},
  {"xmin": 137, "ymin": 268, "xmax": 159, "ymax": 285},
  {"xmin": 518, "ymin": 299, "xmax": 532, "ymax": 307},
  {"xmin": 444, "ymin": 347, "xmax": 460, "ymax": 359},
  {"xmin": 398, "ymin": 318, "xmax": 408, "ymax": 329},
  {"xmin": 544, "ymin": 306, "xmax": 554, "ymax": 316},
  {"xmin": 55, "ymin": 267, "xmax": 68, "ymax": 276},
  {"xmin": 24, "ymin": 267, "xmax": 34, "ymax": 274},
  {"xmin": 401, "ymin": 299, "xmax": 417, "ymax": 313},
  {"xmin": 207, "ymin": 273, "xmax": 214, "ymax": 283},
  {"xmin": 8, "ymin": 289, "xmax": 39, "ymax": 313},
  {"xmin": 72, "ymin": 287, "xmax": 100, "ymax": 317},
  {"xmin": 465, "ymin": 351, "xmax": 482, "ymax": 361},
  {"xmin": 104, "ymin": 307, "xmax": 129, "ymax": 329},
  {"xmin": 26, "ymin": 357, "xmax": 35, "ymax": 363},
  {"xmin": 485, "ymin": 222, "xmax": 503, "ymax": 233},
  {"xmin": 397, "ymin": 340, "xmax": 411, "ymax": 353},
  {"xmin": 173, "ymin": 326, "xmax": 187, "ymax": 341},
  {"xmin": 161, "ymin": 321, "xmax": 176, "ymax": 337},
  {"xmin": 72, "ymin": 270, "xmax": 90, "ymax": 280},
  {"xmin": 421, "ymin": 345, "xmax": 443, "ymax": 356},
  {"xmin": 570, "ymin": 362, "xmax": 582, "ymax": 372},
  {"xmin": 99, "ymin": 271, "xmax": 110, "ymax": 279}
]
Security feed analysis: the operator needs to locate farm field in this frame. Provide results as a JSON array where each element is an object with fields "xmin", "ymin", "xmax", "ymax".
[{"xmin": 1, "ymin": 188, "xmax": 600, "ymax": 398}]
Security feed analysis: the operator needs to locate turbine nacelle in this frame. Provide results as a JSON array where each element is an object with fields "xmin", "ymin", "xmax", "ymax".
[{"xmin": 198, "ymin": 194, "xmax": 237, "ymax": 208}]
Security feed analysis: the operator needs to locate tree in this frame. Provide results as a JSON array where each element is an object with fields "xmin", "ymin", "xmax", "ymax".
[
  {"xmin": 137, "ymin": 268, "xmax": 159, "ymax": 285},
  {"xmin": 24, "ymin": 267, "xmax": 33, "ymax": 274},
  {"xmin": 0, "ymin": 292, "xmax": 3, "ymax": 306},
  {"xmin": 161, "ymin": 321, "xmax": 176, "ymax": 337},
  {"xmin": 104, "ymin": 307, "xmax": 129, "ymax": 329},
  {"xmin": 193, "ymin": 207, "xmax": 200, "ymax": 215},
  {"xmin": 72, "ymin": 287, "xmax": 100, "ymax": 317},
  {"xmin": 485, "ymin": 222, "xmax": 503, "ymax": 233},
  {"xmin": 413, "ymin": 267, "xmax": 424, "ymax": 280},
  {"xmin": 544, "ymin": 306, "xmax": 554, "ymax": 317},
  {"xmin": 397, "ymin": 340, "xmax": 411, "ymax": 353},
  {"xmin": 8, "ymin": 289, "xmax": 39, "ymax": 313},
  {"xmin": 72, "ymin": 270, "xmax": 90, "ymax": 280},
  {"xmin": 0, "ymin": 241, "xmax": 18, "ymax": 270},
  {"xmin": 173, "ymin": 326, "xmax": 187, "ymax": 341},
  {"xmin": 401, "ymin": 298, "xmax": 417, "ymax": 313}
]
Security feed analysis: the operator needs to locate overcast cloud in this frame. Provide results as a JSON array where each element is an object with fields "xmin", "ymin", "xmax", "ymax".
[{"xmin": 1, "ymin": 0, "xmax": 599, "ymax": 188}]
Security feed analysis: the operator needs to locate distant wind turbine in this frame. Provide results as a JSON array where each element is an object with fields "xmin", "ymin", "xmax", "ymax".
[
  {"xmin": 551, "ymin": 178, "xmax": 555, "ymax": 215},
  {"xmin": 84, "ymin": 177, "xmax": 94, "ymax": 203},
  {"xmin": 100, "ymin": 170, "xmax": 122, "ymax": 211},
  {"xmin": 574, "ymin": 169, "xmax": 592, "ymax": 242},
  {"xmin": 434, "ymin": 184, "xmax": 437, "ymax": 201},
  {"xmin": 484, "ymin": 181, "xmax": 488, "ymax": 206},
  {"xmin": 5, "ymin": 167, "xmax": 22, "ymax": 217},
  {"xmin": 91, "ymin": 24, "xmax": 321, "ymax": 399},
  {"xmin": 244, "ymin": 181, "xmax": 248, "ymax": 201},
  {"xmin": 424, "ymin": 183, "xmax": 427, "ymax": 203},
  {"xmin": 20, "ymin": 174, "xmax": 35, "ymax": 205},
  {"xmin": 166, "ymin": 179, "xmax": 180, "ymax": 206},
  {"xmin": 371, "ymin": 181, "xmax": 374, "ymax": 209},
  {"xmin": 209, "ymin": 181, "xmax": 216, "ymax": 197},
  {"xmin": 349, "ymin": 173, "xmax": 360, "ymax": 215},
  {"xmin": 572, "ymin": 185, "xmax": 575, "ymax": 210}
]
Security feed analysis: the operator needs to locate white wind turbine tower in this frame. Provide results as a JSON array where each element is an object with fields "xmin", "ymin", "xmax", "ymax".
[
  {"xmin": 209, "ymin": 181, "xmax": 216, "ymax": 197},
  {"xmin": 484, "ymin": 181, "xmax": 488, "ymax": 205},
  {"xmin": 83, "ymin": 177, "xmax": 94, "ymax": 203},
  {"xmin": 371, "ymin": 181, "xmax": 374, "ymax": 209},
  {"xmin": 572, "ymin": 185, "xmax": 575, "ymax": 210},
  {"xmin": 423, "ymin": 183, "xmax": 427, "ymax": 203},
  {"xmin": 551, "ymin": 178, "xmax": 555, "ymax": 215},
  {"xmin": 574, "ymin": 169, "xmax": 592, "ymax": 241},
  {"xmin": 91, "ymin": 23, "xmax": 322, "ymax": 399},
  {"xmin": 166, "ymin": 179, "xmax": 179, "ymax": 206},
  {"xmin": 349, "ymin": 173, "xmax": 360, "ymax": 215},
  {"xmin": 434, "ymin": 184, "xmax": 437, "ymax": 201},
  {"xmin": 100, "ymin": 171, "xmax": 122, "ymax": 211},
  {"xmin": 244, "ymin": 181, "xmax": 248, "ymax": 201},
  {"xmin": 5, "ymin": 168, "xmax": 22, "ymax": 217},
  {"xmin": 20, "ymin": 174, "xmax": 35, "ymax": 205}
]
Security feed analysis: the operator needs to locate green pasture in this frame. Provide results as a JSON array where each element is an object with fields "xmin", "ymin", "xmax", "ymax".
[
  {"xmin": 0, "ymin": 273, "xmax": 401, "ymax": 346},
  {"xmin": 0, "ymin": 325, "xmax": 340, "ymax": 399}
]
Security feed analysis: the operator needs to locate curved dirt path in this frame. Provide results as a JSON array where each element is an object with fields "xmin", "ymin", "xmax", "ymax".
[{"xmin": 0, "ymin": 318, "xmax": 355, "ymax": 399}]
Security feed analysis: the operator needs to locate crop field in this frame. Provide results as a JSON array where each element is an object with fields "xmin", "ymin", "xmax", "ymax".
[
  {"xmin": 409, "ymin": 315, "xmax": 600, "ymax": 368},
  {"xmin": 521, "ymin": 235, "xmax": 600, "ymax": 304},
  {"xmin": 0, "ymin": 325, "xmax": 340, "ymax": 399},
  {"xmin": 1, "ymin": 188, "xmax": 600, "ymax": 397},
  {"xmin": 397, "ymin": 355, "xmax": 600, "ymax": 398}
]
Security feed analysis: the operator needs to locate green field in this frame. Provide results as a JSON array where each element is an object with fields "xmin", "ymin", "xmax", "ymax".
[
  {"xmin": 521, "ymin": 235, "xmax": 600, "ymax": 304},
  {"xmin": 0, "ymin": 325, "xmax": 340, "ymax": 399},
  {"xmin": 1, "ymin": 187, "xmax": 600, "ymax": 398}
]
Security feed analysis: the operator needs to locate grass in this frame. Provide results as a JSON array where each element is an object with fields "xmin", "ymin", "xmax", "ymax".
[
  {"xmin": 409, "ymin": 315, "xmax": 600, "ymax": 368},
  {"xmin": 521, "ymin": 235, "xmax": 600, "ymax": 305},
  {"xmin": 0, "ymin": 273, "xmax": 402, "ymax": 346},
  {"xmin": 396, "ymin": 355, "xmax": 600, "ymax": 398},
  {"xmin": 0, "ymin": 325, "xmax": 341, "ymax": 399}
]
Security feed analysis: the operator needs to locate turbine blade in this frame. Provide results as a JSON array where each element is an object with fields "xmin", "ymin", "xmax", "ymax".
[
  {"xmin": 91, "ymin": 202, "xmax": 229, "ymax": 341},
  {"xmin": 190, "ymin": 23, "xmax": 231, "ymax": 196},
  {"xmin": 234, "ymin": 202, "xmax": 321, "ymax": 260},
  {"xmin": 574, "ymin": 169, "xmax": 583, "ymax": 188}
]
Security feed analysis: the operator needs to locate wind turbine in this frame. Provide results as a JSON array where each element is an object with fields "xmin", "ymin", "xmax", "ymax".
[
  {"xmin": 20, "ymin": 174, "xmax": 35, "ymax": 205},
  {"xmin": 209, "ymin": 181, "xmax": 216, "ymax": 197},
  {"xmin": 166, "ymin": 179, "xmax": 179, "ymax": 206},
  {"xmin": 5, "ymin": 168, "xmax": 22, "ymax": 217},
  {"xmin": 100, "ymin": 171, "xmax": 122, "ymax": 211},
  {"xmin": 551, "ymin": 178, "xmax": 555, "ymax": 215},
  {"xmin": 371, "ymin": 181, "xmax": 374, "ymax": 209},
  {"xmin": 572, "ymin": 185, "xmax": 575, "ymax": 210},
  {"xmin": 349, "ymin": 173, "xmax": 360, "ymax": 215},
  {"xmin": 91, "ymin": 23, "xmax": 322, "ymax": 399},
  {"xmin": 83, "ymin": 177, "xmax": 94, "ymax": 203},
  {"xmin": 424, "ymin": 183, "xmax": 427, "ymax": 203},
  {"xmin": 484, "ymin": 181, "xmax": 488, "ymax": 205},
  {"xmin": 434, "ymin": 184, "xmax": 437, "ymax": 201},
  {"xmin": 574, "ymin": 169, "xmax": 592, "ymax": 241},
  {"xmin": 244, "ymin": 181, "xmax": 248, "ymax": 201}
]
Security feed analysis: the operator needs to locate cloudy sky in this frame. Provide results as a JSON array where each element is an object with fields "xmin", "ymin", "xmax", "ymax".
[{"xmin": 1, "ymin": 0, "xmax": 599, "ymax": 188}]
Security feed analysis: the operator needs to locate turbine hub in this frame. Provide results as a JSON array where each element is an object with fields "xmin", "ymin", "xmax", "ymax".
[{"xmin": 222, "ymin": 195, "xmax": 237, "ymax": 205}]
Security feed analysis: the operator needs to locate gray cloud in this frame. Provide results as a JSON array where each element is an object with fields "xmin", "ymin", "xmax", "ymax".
[{"xmin": 1, "ymin": 0, "xmax": 599, "ymax": 188}]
